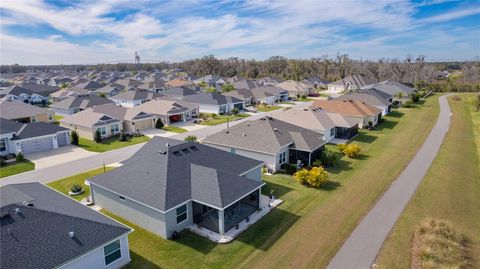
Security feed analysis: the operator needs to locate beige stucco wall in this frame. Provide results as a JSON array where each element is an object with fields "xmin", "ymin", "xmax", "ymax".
[{"xmin": 35, "ymin": 112, "xmax": 55, "ymax": 123}]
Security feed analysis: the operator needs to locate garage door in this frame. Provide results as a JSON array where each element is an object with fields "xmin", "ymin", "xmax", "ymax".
[
  {"xmin": 57, "ymin": 132, "xmax": 68, "ymax": 146},
  {"xmin": 20, "ymin": 137, "xmax": 54, "ymax": 154},
  {"xmin": 134, "ymin": 119, "xmax": 153, "ymax": 131}
]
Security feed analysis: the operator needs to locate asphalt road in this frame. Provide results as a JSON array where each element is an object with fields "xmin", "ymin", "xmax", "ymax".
[
  {"xmin": 1, "ymin": 101, "xmax": 311, "ymax": 186},
  {"xmin": 327, "ymin": 94, "xmax": 452, "ymax": 269}
]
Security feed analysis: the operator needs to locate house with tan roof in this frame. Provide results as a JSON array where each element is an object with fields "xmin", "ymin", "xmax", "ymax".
[
  {"xmin": 310, "ymin": 99, "xmax": 382, "ymax": 129},
  {"xmin": 135, "ymin": 98, "xmax": 199, "ymax": 124},
  {"xmin": 0, "ymin": 100, "xmax": 56, "ymax": 123},
  {"xmin": 276, "ymin": 80, "xmax": 314, "ymax": 98},
  {"xmin": 271, "ymin": 107, "xmax": 359, "ymax": 141},
  {"xmin": 60, "ymin": 108, "xmax": 122, "ymax": 140},
  {"xmin": 327, "ymin": 75, "xmax": 376, "ymax": 93}
]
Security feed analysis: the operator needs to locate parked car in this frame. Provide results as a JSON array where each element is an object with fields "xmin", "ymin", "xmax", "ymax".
[{"xmin": 244, "ymin": 106, "xmax": 257, "ymax": 113}]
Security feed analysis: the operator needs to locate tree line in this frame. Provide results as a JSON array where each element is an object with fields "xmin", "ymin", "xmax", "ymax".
[{"xmin": 1, "ymin": 54, "xmax": 479, "ymax": 85}]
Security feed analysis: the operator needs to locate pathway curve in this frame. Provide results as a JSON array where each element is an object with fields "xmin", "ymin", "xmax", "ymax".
[{"xmin": 327, "ymin": 94, "xmax": 452, "ymax": 269}]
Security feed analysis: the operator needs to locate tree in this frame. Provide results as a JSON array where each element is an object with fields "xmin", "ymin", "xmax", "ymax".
[
  {"xmin": 184, "ymin": 135, "xmax": 198, "ymax": 142},
  {"xmin": 94, "ymin": 130, "xmax": 102, "ymax": 143},
  {"xmin": 221, "ymin": 84, "xmax": 234, "ymax": 93},
  {"xmin": 338, "ymin": 143, "xmax": 361, "ymax": 158},
  {"xmin": 98, "ymin": 93, "xmax": 107, "ymax": 98},
  {"xmin": 16, "ymin": 152, "xmax": 25, "ymax": 162},
  {"xmin": 294, "ymin": 167, "xmax": 329, "ymax": 188},
  {"xmin": 155, "ymin": 118, "xmax": 164, "ymax": 129},
  {"xmin": 206, "ymin": 87, "xmax": 217, "ymax": 93},
  {"xmin": 71, "ymin": 129, "xmax": 79, "ymax": 145},
  {"xmin": 318, "ymin": 148, "xmax": 338, "ymax": 167},
  {"xmin": 409, "ymin": 92, "xmax": 422, "ymax": 103}
]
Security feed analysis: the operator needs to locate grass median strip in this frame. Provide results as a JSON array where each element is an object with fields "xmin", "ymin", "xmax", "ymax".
[
  {"xmin": 78, "ymin": 136, "xmax": 150, "ymax": 153},
  {"xmin": 0, "ymin": 160, "xmax": 35, "ymax": 178}
]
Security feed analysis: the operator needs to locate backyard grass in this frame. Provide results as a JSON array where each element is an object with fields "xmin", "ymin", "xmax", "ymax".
[
  {"xmin": 94, "ymin": 95, "xmax": 442, "ymax": 268},
  {"xmin": 47, "ymin": 167, "xmax": 114, "ymax": 201},
  {"xmin": 162, "ymin": 126, "xmax": 188, "ymax": 133},
  {"xmin": 255, "ymin": 105, "xmax": 282, "ymax": 112},
  {"xmin": 78, "ymin": 136, "xmax": 150, "ymax": 153},
  {"xmin": 375, "ymin": 94, "xmax": 480, "ymax": 269},
  {"xmin": 200, "ymin": 114, "xmax": 250, "ymax": 126},
  {"xmin": 0, "ymin": 160, "xmax": 35, "ymax": 178}
]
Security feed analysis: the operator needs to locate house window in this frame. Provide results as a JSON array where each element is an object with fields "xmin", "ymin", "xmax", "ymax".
[
  {"xmin": 96, "ymin": 127, "xmax": 107, "ymax": 136},
  {"xmin": 176, "ymin": 204, "xmax": 188, "ymax": 224},
  {"xmin": 279, "ymin": 151, "xmax": 286, "ymax": 165},
  {"xmin": 230, "ymin": 148, "xmax": 236, "ymax": 154},
  {"xmin": 330, "ymin": 128, "xmax": 335, "ymax": 137},
  {"xmin": 48, "ymin": 114, "xmax": 54, "ymax": 121},
  {"xmin": 0, "ymin": 138, "xmax": 6, "ymax": 152},
  {"xmin": 111, "ymin": 124, "xmax": 119, "ymax": 133},
  {"xmin": 104, "ymin": 240, "xmax": 121, "ymax": 265},
  {"xmin": 30, "ymin": 116, "xmax": 36, "ymax": 123}
]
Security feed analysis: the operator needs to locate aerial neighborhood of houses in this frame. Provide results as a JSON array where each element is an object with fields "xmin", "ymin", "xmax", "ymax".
[{"xmin": 1, "ymin": 67, "xmax": 419, "ymax": 268}]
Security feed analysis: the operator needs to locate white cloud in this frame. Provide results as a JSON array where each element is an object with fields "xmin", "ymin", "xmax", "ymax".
[{"xmin": 419, "ymin": 6, "xmax": 480, "ymax": 23}]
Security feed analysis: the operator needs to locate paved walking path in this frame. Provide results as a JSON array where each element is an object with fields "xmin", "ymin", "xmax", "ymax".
[{"xmin": 327, "ymin": 94, "xmax": 452, "ymax": 269}]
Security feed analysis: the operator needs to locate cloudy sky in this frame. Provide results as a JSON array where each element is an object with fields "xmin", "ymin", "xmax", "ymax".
[{"xmin": 1, "ymin": 0, "xmax": 479, "ymax": 65}]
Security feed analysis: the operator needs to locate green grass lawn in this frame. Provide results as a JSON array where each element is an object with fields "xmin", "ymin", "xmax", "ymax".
[
  {"xmin": 295, "ymin": 97, "xmax": 315, "ymax": 102},
  {"xmin": 0, "ymin": 160, "xmax": 35, "ymax": 178},
  {"xmin": 279, "ymin": 101, "xmax": 295, "ymax": 105},
  {"xmin": 47, "ymin": 167, "xmax": 114, "ymax": 201},
  {"xmin": 256, "ymin": 105, "xmax": 282, "ymax": 112},
  {"xmin": 200, "ymin": 114, "xmax": 250, "ymax": 126},
  {"xmin": 91, "ymin": 95, "xmax": 442, "ymax": 268},
  {"xmin": 78, "ymin": 136, "xmax": 150, "ymax": 153},
  {"xmin": 375, "ymin": 94, "xmax": 480, "ymax": 269},
  {"xmin": 162, "ymin": 126, "xmax": 188, "ymax": 133},
  {"xmin": 55, "ymin": 115, "xmax": 64, "ymax": 121}
]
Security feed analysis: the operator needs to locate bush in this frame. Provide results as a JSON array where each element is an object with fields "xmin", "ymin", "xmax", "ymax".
[
  {"xmin": 70, "ymin": 184, "xmax": 83, "ymax": 193},
  {"xmin": 284, "ymin": 163, "xmax": 297, "ymax": 175},
  {"xmin": 184, "ymin": 135, "xmax": 197, "ymax": 142},
  {"xmin": 71, "ymin": 130, "xmax": 79, "ymax": 145},
  {"xmin": 119, "ymin": 132, "xmax": 127, "ymax": 141},
  {"xmin": 231, "ymin": 107, "xmax": 239, "ymax": 115},
  {"xmin": 210, "ymin": 113, "xmax": 217, "ymax": 119},
  {"xmin": 403, "ymin": 100, "xmax": 416, "ymax": 108},
  {"xmin": 155, "ymin": 118, "xmax": 164, "ymax": 129},
  {"xmin": 338, "ymin": 143, "xmax": 361, "ymax": 158},
  {"xmin": 319, "ymin": 148, "xmax": 338, "ymax": 167},
  {"xmin": 294, "ymin": 167, "xmax": 329, "ymax": 188},
  {"xmin": 409, "ymin": 92, "xmax": 422, "ymax": 103},
  {"xmin": 94, "ymin": 130, "xmax": 102, "ymax": 143},
  {"xmin": 16, "ymin": 152, "xmax": 25, "ymax": 162}
]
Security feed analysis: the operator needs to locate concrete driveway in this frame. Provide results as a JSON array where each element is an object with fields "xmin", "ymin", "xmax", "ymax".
[{"xmin": 25, "ymin": 145, "xmax": 97, "ymax": 169}]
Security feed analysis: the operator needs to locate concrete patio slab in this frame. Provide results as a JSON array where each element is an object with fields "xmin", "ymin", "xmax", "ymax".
[{"xmin": 25, "ymin": 145, "xmax": 97, "ymax": 169}]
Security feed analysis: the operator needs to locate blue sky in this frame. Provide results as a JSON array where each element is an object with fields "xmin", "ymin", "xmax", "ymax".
[{"xmin": 1, "ymin": 0, "xmax": 479, "ymax": 64}]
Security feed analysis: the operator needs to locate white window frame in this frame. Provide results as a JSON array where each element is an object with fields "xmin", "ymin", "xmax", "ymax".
[
  {"xmin": 111, "ymin": 124, "xmax": 119, "ymax": 133},
  {"xmin": 96, "ymin": 127, "xmax": 107, "ymax": 136},
  {"xmin": 0, "ymin": 138, "xmax": 6, "ymax": 152},
  {"xmin": 176, "ymin": 204, "xmax": 188, "ymax": 224},
  {"xmin": 279, "ymin": 151, "xmax": 286, "ymax": 165},
  {"xmin": 103, "ymin": 239, "xmax": 122, "ymax": 266}
]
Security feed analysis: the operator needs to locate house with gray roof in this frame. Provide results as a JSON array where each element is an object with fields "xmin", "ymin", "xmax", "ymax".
[
  {"xmin": 182, "ymin": 93, "xmax": 244, "ymax": 114},
  {"xmin": 258, "ymin": 76, "xmax": 284, "ymax": 86},
  {"xmin": 50, "ymin": 87, "xmax": 93, "ymax": 102},
  {"xmin": 0, "ymin": 183, "xmax": 132, "ymax": 269},
  {"xmin": 0, "ymin": 100, "xmax": 56, "ymax": 123},
  {"xmin": 109, "ymin": 89, "xmax": 164, "ymax": 108},
  {"xmin": 60, "ymin": 108, "xmax": 122, "ymax": 140},
  {"xmin": 73, "ymin": 80, "xmax": 104, "ymax": 91},
  {"xmin": 0, "ymin": 85, "xmax": 51, "ymax": 105},
  {"xmin": 202, "ymin": 116, "xmax": 327, "ymax": 172},
  {"xmin": 50, "ymin": 96, "xmax": 115, "ymax": 116},
  {"xmin": 0, "ymin": 118, "xmax": 70, "ymax": 155},
  {"xmin": 335, "ymin": 89, "xmax": 393, "ymax": 116},
  {"xmin": 304, "ymin": 77, "xmax": 330, "ymax": 89},
  {"xmin": 193, "ymin": 75, "xmax": 226, "ymax": 87},
  {"xmin": 223, "ymin": 86, "xmax": 287, "ymax": 105},
  {"xmin": 327, "ymin": 75, "xmax": 376, "ymax": 93},
  {"xmin": 89, "ymin": 137, "xmax": 264, "ymax": 239},
  {"xmin": 164, "ymin": 86, "xmax": 198, "ymax": 99},
  {"xmin": 362, "ymin": 80, "xmax": 415, "ymax": 105}
]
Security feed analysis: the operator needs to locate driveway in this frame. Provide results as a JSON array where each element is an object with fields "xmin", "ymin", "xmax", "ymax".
[
  {"xmin": 142, "ymin": 128, "xmax": 176, "ymax": 138},
  {"xmin": 25, "ymin": 145, "xmax": 97, "ymax": 169},
  {"xmin": 327, "ymin": 94, "xmax": 452, "ymax": 269}
]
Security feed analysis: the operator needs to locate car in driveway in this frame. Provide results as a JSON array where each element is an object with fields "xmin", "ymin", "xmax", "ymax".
[{"xmin": 244, "ymin": 106, "xmax": 257, "ymax": 113}]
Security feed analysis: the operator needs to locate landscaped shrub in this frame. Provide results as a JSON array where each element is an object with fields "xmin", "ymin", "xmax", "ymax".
[
  {"xmin": 210, "ymin": 113, "xmax": 217, "ymax": 119},
  {"xmin": 94, "ymin": 130, "xmax": 102, "ymax": 143},
  {"xmin": 70, "ymin": 184, "xmax": 83, "ymax": 193},
  {"xmin": 119, "ymin": 132, "xmax": 127, "ymax": 141},
  {"xmin": 409, "ymin": 92, "xmax": 422, "ymax": 103},
  {"xmin": 319, "ymin": 148, "xmax": 338, "ymax": 167},
  {"xmin": 155, "ymin": 118, "xmax": 164, "ymax": 129},
  {"xmin": 184, "ymin": 135, "xmax": 197, "ymax": 142},
  {"xmin": 284, "ymin": 163, "xmax": 297, "ymax": 175},
  {"xmin": 71, "ymin": 130, "xmax": 79, "ymax": 145},
  {"xmin": 294, "ymin": 167, "xmax": 329, "ymax": 188},
  {"xmin": 16, "ymin": 152, "xmax": 25, "ymax": 162},
  {"xmin": 231, "ymin": 107, "xmax": 239, "ymax": 115},
  {"xmin": 338, "ymin": 143, "xmax": 361, "ymax": 158},
  {"xmin": 403, "ymin": 100, "xmax": 416, "ymax": 108}
]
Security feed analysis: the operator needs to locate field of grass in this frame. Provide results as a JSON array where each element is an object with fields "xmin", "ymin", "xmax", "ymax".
[
  {"xmin": 94, "ymin": 95, "xmax": 442, "ymax": 268},
  {"xmin": 256, "ymin": 105, "xmax": 282, "ymax": 112},
  {"xmin": 78, "ymin": 136, "xmax": 150, "ymax": 153},
  {"xmin": 200, "ymin": 114, "xmax": 250, "ymax": 126},
  {"xmin": 47, "ymin": 167, "xmax": 114, "ymax": 201},
  {"xmin": 162, "ymin": 126, "xmax": 188, "ymax": 133},
  {"xmin": 375, "ymin": 94, "xmax": 480, "ymax": 269},
  {"xmin": 0, "ymin": 160, "xmax": 35, "ymax": 178}
]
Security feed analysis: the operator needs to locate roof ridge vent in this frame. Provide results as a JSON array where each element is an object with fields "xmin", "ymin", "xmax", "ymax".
[
  {"xmin": 69, "ymin": 231, "xmax": 75, "ymax": 238},
  {"xmin": 242, "ymin": 133, "xmax": 246, "ymax": 136},
  {"xmin": 273, "ymin": 128, "xmax": 278, "ymax": 131},
  {"xmin": 14, "ymin": 208, "xmax": 21, "ymax": 214}
]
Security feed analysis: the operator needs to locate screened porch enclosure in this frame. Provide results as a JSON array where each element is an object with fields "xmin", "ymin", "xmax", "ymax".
[{"xmin": 192, "ymin": 189, "xmax": 260, "ymax": 234}]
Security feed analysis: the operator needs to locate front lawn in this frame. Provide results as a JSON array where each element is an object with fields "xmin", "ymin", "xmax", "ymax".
[
  {"xmin": 78, "ymin": 136, "xmax": 150, "ymax": 153},
  {"xmin": 162, "ymin": 126, "xmax": 188, "ymax": 133},
  {"xmin": 295, "ymin": 97, "xmax": 315, "ymax": 102},
  {"xmin": 256, "ymin": 105, "xmax": 282, "ymax": 112},
  {"xmin": 55, "ymin": 115, "xmax": 64, "ymax": 121},
  {"xmin": 93, "ymin": 95, "xmax": 442, "ymax": 268},
  {"xmin": 375, "ymin": 94, "xmax": 480, "ymax": 268},
  {"xmin": 0, "ymin": 160, "xmax": 35, "ymax": 178},
  {"xmin": 199, "ymin": 114, "xmax": 250, "ymax": 126},
  {"xmin": 47, "ymin": 167, "xmax": 114, "ymax": 201}
]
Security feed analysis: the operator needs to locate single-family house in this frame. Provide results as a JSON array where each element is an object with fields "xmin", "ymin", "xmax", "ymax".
[
  {"xmin": 165, "ymin": 78, "xmax": 194, "ymax": 88},
  {"xmin": 362, "ymin": 80, "xmax": 415, "ymax": 105},
  {"xmin": 135, "ymin": 98, "xmax": 199, "ymax": 124},
  {"xmin": 0, "ymin": 183, "xmax": 132, "ymax": 269},
  {"xmin": 0, "ymin": 100, "xmax": 56, "ymax": 123},
  {"xmin": 193, "ymin": 75, "xmax": 226, "ymax": 87},
  {"xmin": 94, "ymin": 84, "xmax": 123, "ymax": 97},
  {"xmin": 50, "ymin": 87, "xmax": 93, "ymax": 102},
  {"xmin": 182, "ymin": 93, "xmax": 244, "ymax": 114},
  {"xmin": 303, "ymin": 77, "xmax": 330, "ymax": 89},
  {"xmin": 271, "ymin": 108, "xmax": 359, "ymax": 141},
  {"xmin": 310, "ymin": 100, "xmax": 382, "ymax": 129},
  {"xmin": 91, "ymin": 104, "xmax": 157, "ymax": 134},
  {"xmin": 251, "ymin": 86, "xmax": 289, "ymax": 102},
  {"xmin": 164, "ymin": 86, "xmax": 198, "ymax": 99},
  {"xmin": 109, "ymin": 89, "xmax": 164, "ymax": 108},
  {"xmin": 327, "ymin": 75, "xmax": 375, "ymax": 93},
  {"xmin": 50, "ymin": 96, "xmax": 115, "ymax": 116},
  {"xmin": 60, "ymin": 109, "xmax": 122, "ymax": 140},
  {"xmin": 144, "ymin": 76, "xmax": 167, "ymax": 93},
  {"xmin": 0, "ymin": 118, "xmax": 70, "ymax": 155},
  {"xmin": 0, "ymin": 85, "xmax": 50, "ymax": 105},
  {"xmin": 88, "ymin": 137, "xmax": 265, "ymax": 239},
  {"xmin": 231, "ymin": 79, "xmax": 259, "ymax": 90},
  {"xmin": 258, "ymin": 76, "xmax": 284, "ymax": 86},
  {"xmin": 202, "ymin": 116, "xmax": 327, "ymax": 172},
  {"xmin": 276, "ymin": 80, "xmax": 314, "ymax": 98},
  {"xmin": 73, "ymin": 80, "xmax": 104, "ymax": 91},
  {"xmin": 335, "ymin": 89, "xmax": 393, "ymax": 115}
]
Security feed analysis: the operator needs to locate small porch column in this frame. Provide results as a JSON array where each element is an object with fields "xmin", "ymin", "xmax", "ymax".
[
  {"xmin": 65, "ymin": 132, "xmax": 70, "ymax": 144},
  {"xmin": 218, "ymin": 209, "xmax": 225, "ymax": 235},
  {"xmin": 183, "ymin": 112, "xmax": 187, "ymax": 122},
  {"xmin": 52, "ymin": 135, "xmax": 59, "ymax": 149}
]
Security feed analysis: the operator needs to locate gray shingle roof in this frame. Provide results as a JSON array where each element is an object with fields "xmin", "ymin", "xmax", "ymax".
[
  {"xmin": 90, "ymin": 137, "xmax": 263, "ymax": 211},
  {"xmin": 330, "ymin": 75, "xmax": 375, "ymax": 88},
  {"xmin": 20, "ymin": 83, "xmax": 59, "ymax": 96},
  {"xmin": 0, "ymin": 118, "xmax": 69, "ymax": 139},
  {"xmin": 363, "ymin": 80, "xmax": 414, "ymax": 96},
  {"xmin": 0, "ymin": 100, "xmax": 50, "ymax": 120},
  {"xmin": 0, "ymin": 183, "xmax": 131, "ymax": 269},
  {"xmin": 50, "ymin": 96, "xmax": 114, "ymax": 110},
  {"xmin": 164, "ymin": 86, "xmax": 198, "ymax": 97},
  {"xmin": 335, "ymin": 89, "xmax": 391, "ymax": 106},
  {"xmin": 111, "ymin": 89, "xmax": 164, "ymax": 101},
  {"xmin": 182, "ymin": 93, "xmax": 243, "ymax": 105},
  {"xmin": 0, "ymin": 118, "xmax": 23, "ymax": 135},
  {"xmin": 203, "ymin": 116, "xmax": 326, "ymax": 154}
]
